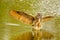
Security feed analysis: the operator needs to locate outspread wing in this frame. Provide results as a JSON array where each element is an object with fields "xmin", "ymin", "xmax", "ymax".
[
  {"xmin": 42, "ymin": 16, "xmax": 54, "ymax": 22},
  {"xmin": 9, "ymin": 10, "xmax": 35, "ymax": 25}
]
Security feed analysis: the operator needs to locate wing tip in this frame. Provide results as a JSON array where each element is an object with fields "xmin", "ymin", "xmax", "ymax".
[{"xmin": 42, "ymin": 16, "xmax": 54, "ymax": 22}]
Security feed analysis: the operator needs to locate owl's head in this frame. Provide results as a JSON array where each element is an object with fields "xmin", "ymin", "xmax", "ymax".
[{"xmin": 35, "ymin": 13, "xmax": 42, "ymax": 21}]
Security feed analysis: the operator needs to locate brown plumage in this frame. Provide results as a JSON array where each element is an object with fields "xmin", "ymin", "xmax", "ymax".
[
  {"xmin": 42, "ymin": 16, "xmax": 54, "ymax": 22},
  {"xmin": 10, "ymin": 10, "xmax": 35, "ymax": 25},
  {"xmin": 9, "ymin": 10, "xmax": 53, "ymax": 25}
]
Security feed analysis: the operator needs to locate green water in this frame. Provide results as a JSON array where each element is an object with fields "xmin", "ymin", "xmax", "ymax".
[{"xmin": 0, "ymin": 0, "xmax": 60, "ymax": 40}]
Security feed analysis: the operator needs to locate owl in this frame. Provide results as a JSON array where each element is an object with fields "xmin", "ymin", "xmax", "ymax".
[{"xmin": 9, "ymin": 10, "xmax": 54, "ymax": 40}]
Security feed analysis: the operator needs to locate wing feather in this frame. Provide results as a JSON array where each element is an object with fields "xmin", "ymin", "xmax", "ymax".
[
  {"xmin": 42, "ymin": 16, "xmax": 54, "ymax": 22},
  {"xmin": 9, "ymin": 10, "xmax": 35, "ymax": 25}
]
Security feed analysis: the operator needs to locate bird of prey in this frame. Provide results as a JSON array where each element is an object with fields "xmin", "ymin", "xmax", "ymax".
[
  {"xmin": 9, "ymin": 10, "xmax": 54, "ymax": 40},
  {"xmin": 10, "ymin": 10, "xmax": 53, "ymax": 25}
]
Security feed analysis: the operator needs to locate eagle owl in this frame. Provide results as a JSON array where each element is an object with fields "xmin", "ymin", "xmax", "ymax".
[{"xmin": 9, "ymin": 10, "xmax": 54, "ymax": 40}]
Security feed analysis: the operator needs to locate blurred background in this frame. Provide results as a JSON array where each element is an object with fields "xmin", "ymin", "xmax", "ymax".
[{"xmin": 0, "ymin": 0, "xmax": 60, "ymax": 40}]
